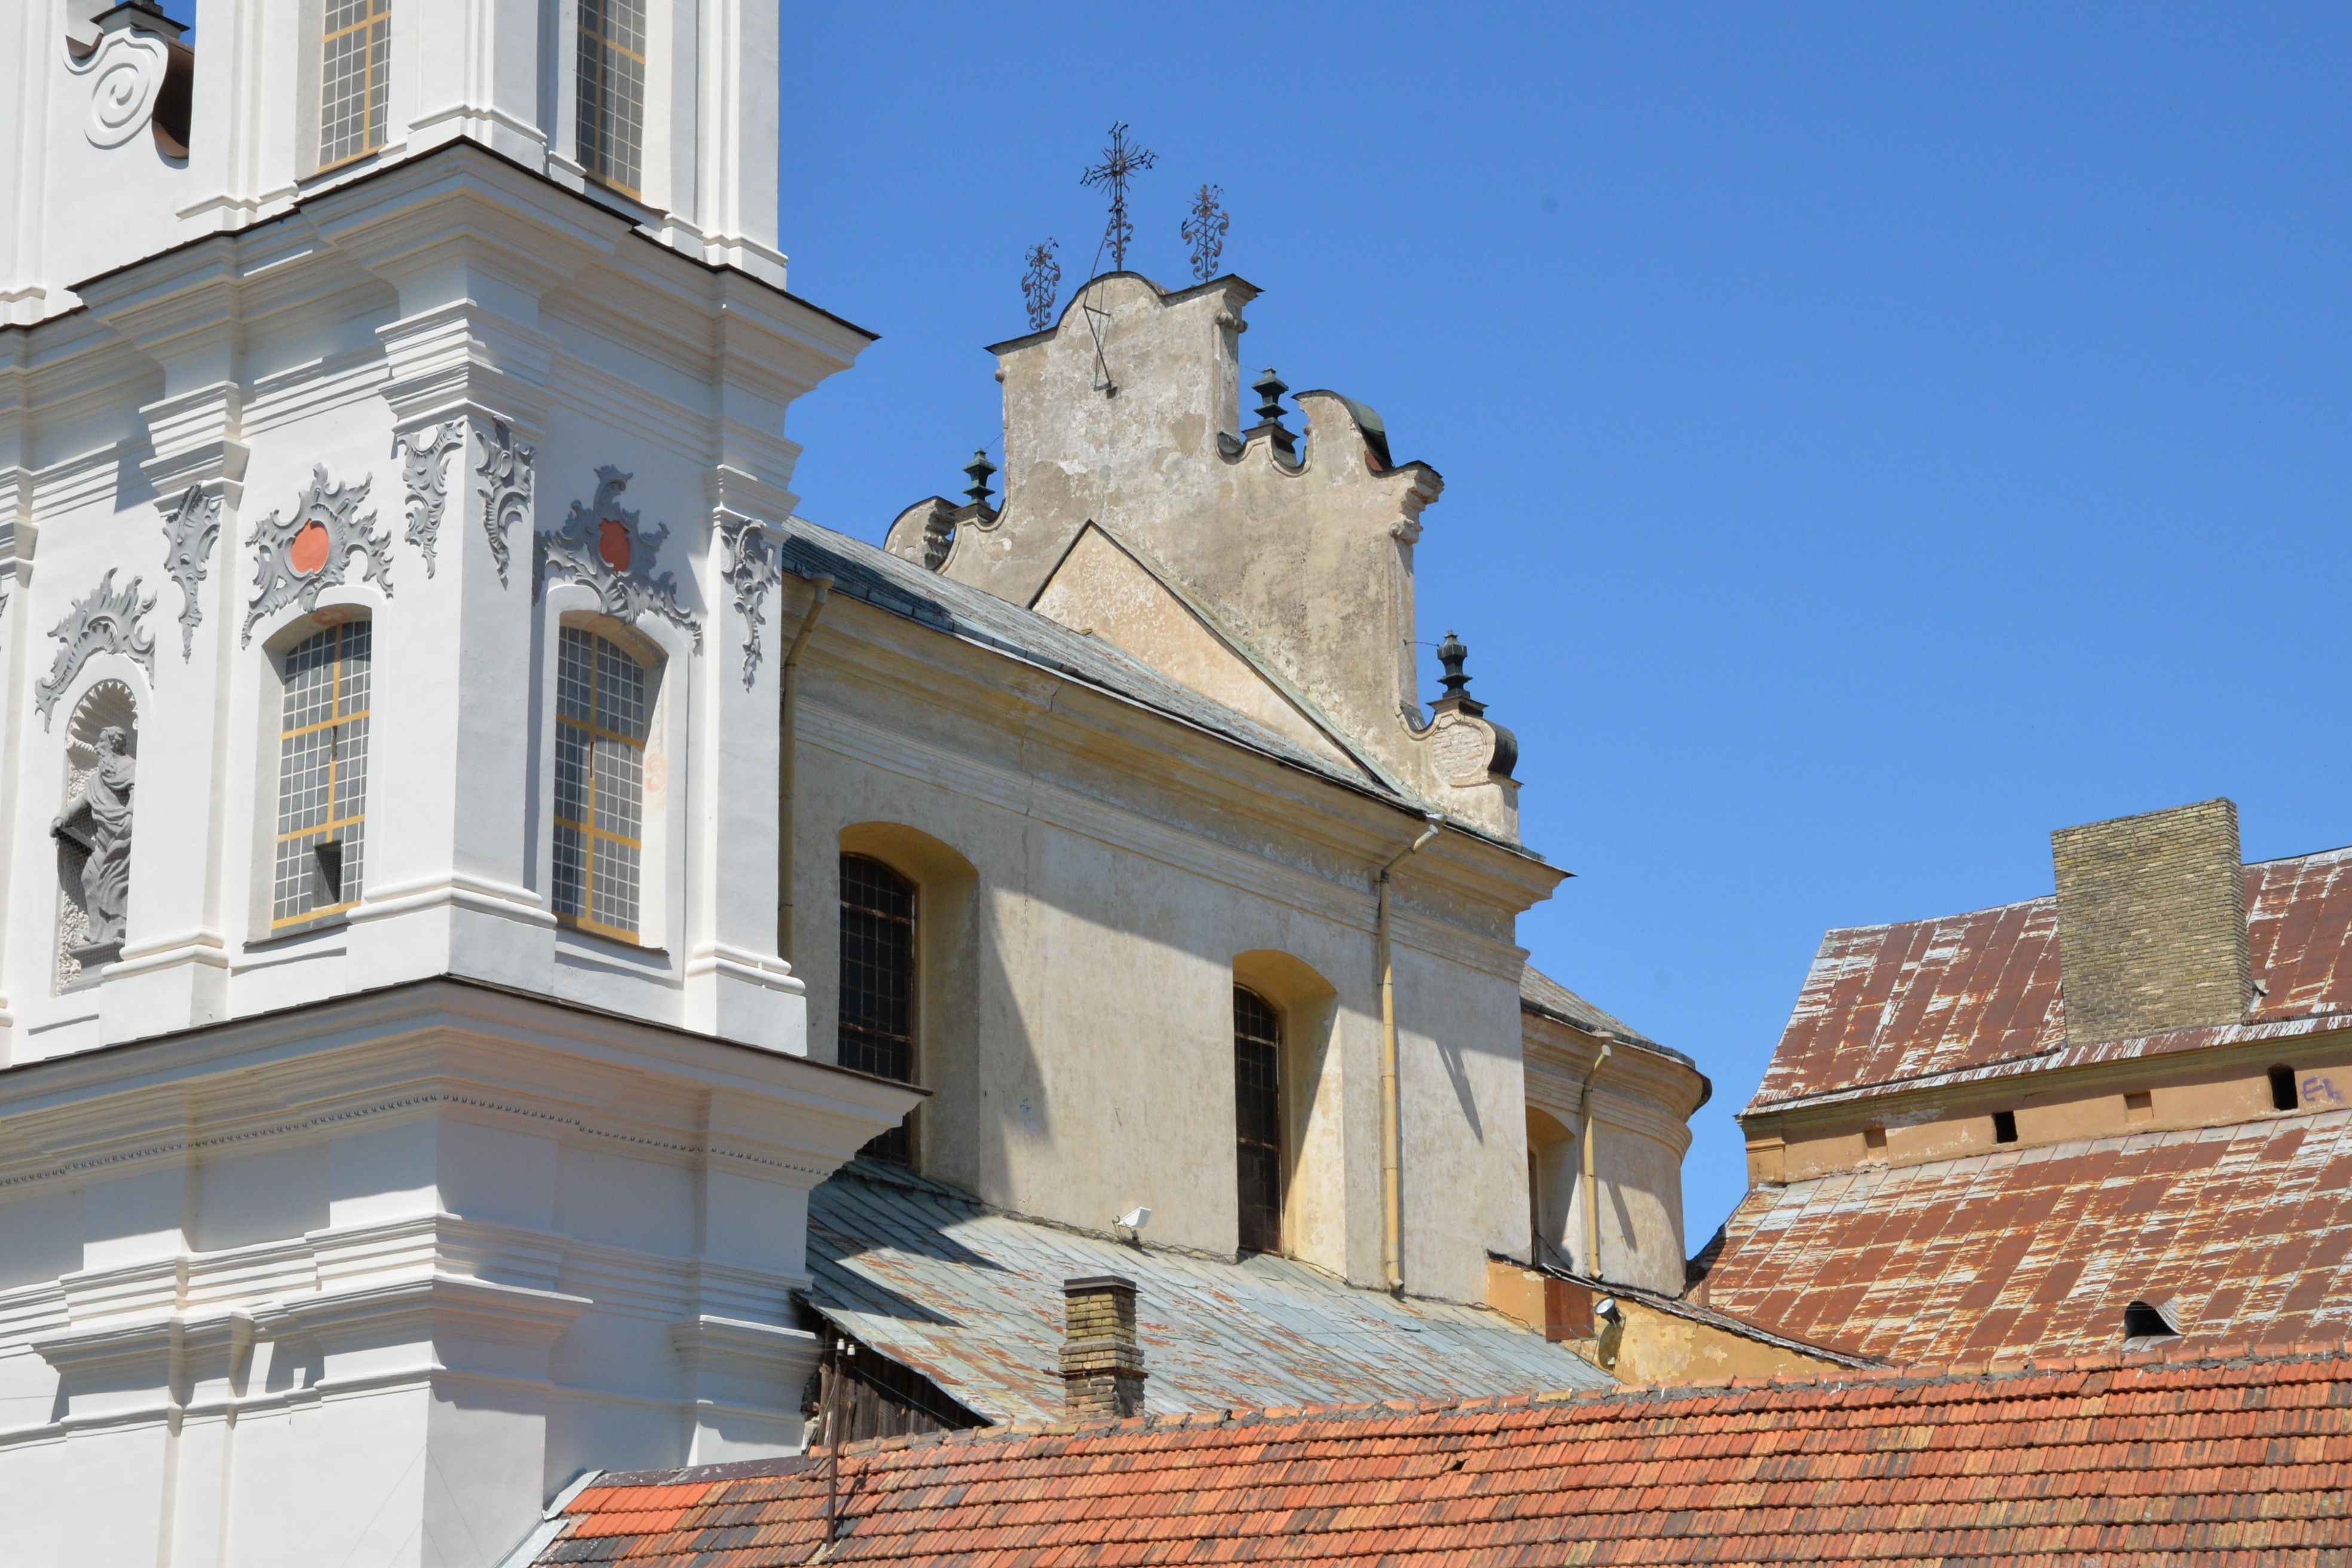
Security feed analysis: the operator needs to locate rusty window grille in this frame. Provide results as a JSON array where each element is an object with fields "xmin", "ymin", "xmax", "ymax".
[
  {"xmin": 319, "ymin": 0, "xmax": 391, "ymax": 169},
  {"xmin": 576, "ymin": 0, "xmax": 647, "ymax": 195},
  {"xmin": 1235, "ymin": 985, "xmax": 1284, "ymax": 1254},
  {"xmin": 840, "ymin": 854, "xmax": 916, "ymax": 1165},
  {"xmin": 272, "ymin": 620, "xmax": 370, "ymax": 928}
]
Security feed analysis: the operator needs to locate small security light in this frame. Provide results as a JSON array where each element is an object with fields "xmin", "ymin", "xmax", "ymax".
[{"xmin": 1116, "ymin": 1206, "xmax": 1151, "ymax": 1232}]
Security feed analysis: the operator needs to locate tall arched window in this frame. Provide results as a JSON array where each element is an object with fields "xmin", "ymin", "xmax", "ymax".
[
  {"xmin": 1234, "ymin": 985, "xmax": 1284, "ymax": 1254},
  {"xmin": 319, "ymin": 0, "xmax": 391, "ymax": 168},
  {"xmin": 840, "ymin": 853, "xmax": 917, "ymax": 1164},
  {"xmin": 273, "ymin": 619, "xmax": 371, "ymax": 929},
  {"xmin": 577, "ymin": 0, "xmax": 647, "ymax": 195},
  {"xmin": 553, "ymin": 625, "xmax": 651, "ymax": 941}
]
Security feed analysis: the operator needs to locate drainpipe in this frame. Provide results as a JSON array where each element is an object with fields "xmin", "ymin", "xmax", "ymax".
[
  {"xmin": 1377, "ymin": 813, "xmax": 1444, "ymax": 1294},
  {"xmin": 776, "ymin": 576, "xmax": 833, "ymax": 966},
  {"xmin": 1579, "ymin": 1041, "xmax": 1613, "ymax": 1279}
]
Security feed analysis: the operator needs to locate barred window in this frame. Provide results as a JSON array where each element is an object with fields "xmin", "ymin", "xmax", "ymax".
[
  {"xmin": 319, "ymin": 0, "xmax": 391, "ymax": 169},
  {"xmin": 552, "ymin": 626, "xmax": 651, "ymax": 941},
  {"xmin": 577, "ymin": 0, "xmax": 647, "ymax": 195},
  {"xmin": 273, "ymin": 620, "xmax": 371, "ymax": 928},
  {"xmin": 839, "ymin": 854, "xmax": 917, "ymax": 1165},
  {"xmin": 1235, "ymin": 986, "xmax": 1284, "ymax": 1254}
]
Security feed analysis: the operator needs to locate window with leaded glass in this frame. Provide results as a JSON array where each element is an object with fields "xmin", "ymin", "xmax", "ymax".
[
  {"xmin": 1235, "ymin": 985, "xmax": 1284, "ymax": 1254},
  {"xmin": 319, "ymin": 0, "xmax": 391, "ymax": 169},
  {"xmin": 577, "ymin": 0, "xmax": 647, "ymax": 195},
  {"xmin": 552, "ymin": 626, "xmax": 651, "ymax": 942},
  {"xmin": 839, "ymin": 853, "xmax": 917, "ymax": 1165},
  {"xmin": 272, "ymin": 620, "xmax": 371, "ymax": 929}
]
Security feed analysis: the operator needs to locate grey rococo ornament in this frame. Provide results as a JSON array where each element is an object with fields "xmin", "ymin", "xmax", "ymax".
[
  {"xmin": 719, "ymin": 516, "xmax": 780, "ymax": 688},
  {"xmin": 242, "ymin": 464, "xmax": 394, "ymax": 645},
  {"xmin": 476, "ymin": 416, "xmax": 534, "ymax": 586},
  {"xmin": 536, "ymin": 466, "xmax": 702, "ymax": 648},
  {"xmin": 34, "ymin": 569, "xmax": 157, "ymax": 727},
  {"xmin": 159, "ymin": 483, "xmax": 222, "ymax": 659},
  {"xmin": 394, "ymin": 419, "xmax": 466, "ymax": 577}
]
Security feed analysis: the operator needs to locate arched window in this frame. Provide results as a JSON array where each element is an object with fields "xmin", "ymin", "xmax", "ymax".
[
  {"xmin": 840, "ymin": 853, "xmax": 917, "ymax": 1164},
  {"xmin": 577, "ymin": 0, "xmax": 648, "ymax": 195},
  {"xmin": 552, "ymin": 625, "xmax": 651, "ymax": 941},
  {"xmin": 1234, "ymin": 985, "xmax": 1284, "ymax": 1254},
  {"xmin": 320, "ymin": 0, "xmax": 391, "ymax": 168},
  {"xmin": 273, "ymin": 618, "xmax": 371, "ymax": 929}
]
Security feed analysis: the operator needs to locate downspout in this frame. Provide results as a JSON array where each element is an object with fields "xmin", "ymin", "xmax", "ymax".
[
  {"xmin": 776, "ymin": 576, "xmax": 832, "ymax": 966},
  {"xmin": 1377, "ymin": 813, "xmax": 1444, "ymax": 1294},
  {"xmin": 1579, "ymin": 1041, "xmax": 1613, "ymax": 1279}
]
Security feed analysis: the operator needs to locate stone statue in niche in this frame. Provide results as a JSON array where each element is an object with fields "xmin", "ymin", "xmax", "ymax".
[{"xmin": 53, "ymin": 724, "xmax": 136, "ymax": 973}]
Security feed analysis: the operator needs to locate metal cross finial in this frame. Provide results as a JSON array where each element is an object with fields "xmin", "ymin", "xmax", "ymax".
[
  {"xmin": 1080, "ymin": 122, "xmax": 1157, "ymax": 272},
  {"xmin": 962, "ymin": 449, "xmax": 997, "ymax": 510},
  {"xmin": 1183, "ymin": 183, "xmax": 1229, "ymax": 282},
  {"xmin": 1021, "ymin": 238, "xmax": 1061, "ymax": 332}
]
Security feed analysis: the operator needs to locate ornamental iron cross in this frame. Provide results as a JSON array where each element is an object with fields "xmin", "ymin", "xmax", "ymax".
[{"xmin": 1080, "ymin": 122, "xmax": 1156, "ymax": 272}]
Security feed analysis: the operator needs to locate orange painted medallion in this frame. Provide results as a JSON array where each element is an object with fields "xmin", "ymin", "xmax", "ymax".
[
  {"xmin": 598, "ymin": 519, "xmax": 632, "ymax": 572},
  {"xmin": 288, "ymin": 521, "xmax": 330, "ymax": 575}
]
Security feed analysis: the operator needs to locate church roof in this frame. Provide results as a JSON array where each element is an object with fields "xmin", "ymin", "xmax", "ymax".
[
  {"xmin": 801, "ymin": 1163, "xmax": 1612, "ymax": 1426},
  {"xmin": 1519, "ymin": 963, "xmax": 1683, "ymax": 1062},
  {"xmin": 1750, "ymin": 845, "xmax": 2352, "ymax": 1111},
  {"xmin": 525, "ymin": 1342, "xmax": 2352, "ymax": 1566},
  {"xmin": 774, "ymin": 516, "xmax": 1538, "ymax": 857},
  {"xmin": 1693, "ymin": 1104, "xmax": 2352, "ymax": 1365}
]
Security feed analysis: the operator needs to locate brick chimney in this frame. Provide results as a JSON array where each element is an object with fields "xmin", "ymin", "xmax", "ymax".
[
  {"xmin": 2051, "ymin": 799, "xmax": 2253, "ymax": 1045},
  {"xmin": 1059, "ymin": 1275, "xmax": 1146, "ymax": 1420}
]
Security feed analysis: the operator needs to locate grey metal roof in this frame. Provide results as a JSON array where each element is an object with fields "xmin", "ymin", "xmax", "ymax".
[
  {"xmin": 1519, "ymin": 963, "xmax": 1683, "ymax": 1058},
  {"xmin": 803, "ymin": 1162, "xmax": 1613, "ymax": 1425}
]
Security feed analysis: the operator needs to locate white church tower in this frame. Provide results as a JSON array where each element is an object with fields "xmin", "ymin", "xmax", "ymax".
[{"xmin": 0, "ymin": 4, "xmax": 914, "ymax": 1562}]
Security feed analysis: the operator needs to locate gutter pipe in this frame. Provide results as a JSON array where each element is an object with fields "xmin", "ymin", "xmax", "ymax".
[
  {"xmin": 1579, "ymin": 1040, "xmax": 1613, "ymax": 1279},
  {"xmin": 1377, "ymin": 812, "xmax": 1444, "ymax": 1294}
]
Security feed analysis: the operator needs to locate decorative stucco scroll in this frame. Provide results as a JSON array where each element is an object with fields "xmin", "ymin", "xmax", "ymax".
[
  {"xmin": 63, "ymin": 24, "xmax": 171, "ymax": 149},
  {"xmin": 35, "ymin": 570, "xmax": 157, "ymax": 727},
  {"xmin": 394, "ymin": 419, "xmax": 466, "ymax": 578},
  {"xmin": 719, "ymin": 517, "xmax": 780, "ymax": 688},
  {"xmin": 159, "ymin": 484, "xmax": 222, "ymax": 659},
  {"xmin": 476, "ymin": 418, "xmax": 535, "ymax": 586},
  {"xmin": 241, "ymin": 466, "xmax": 394, "ymax": 644},
  {"xmin": 537, "ymin": 467, "xmax": 702, "ymax": 648}
]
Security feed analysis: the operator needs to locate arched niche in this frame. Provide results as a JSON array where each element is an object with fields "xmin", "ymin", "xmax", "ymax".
[
  {"xmin": 1230, "ymin": 949, "xmax": 1342, "ymax": 1265},
  {"xmin": 54, "ymin": 680, "xmax": 140, "ymax": 992},
  {"xmin": 835, "ymin": 823, "xmax": 982, "ymax": 1187},
  {"xmin": 1526, "ymin": 1105, "xmax": 1579, "ymax": 1272}
]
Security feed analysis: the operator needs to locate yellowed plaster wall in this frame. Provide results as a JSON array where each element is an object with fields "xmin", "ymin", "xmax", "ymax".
[{"xmin": 1609, "ymin": 1299, "xmax": 1854, "ymax": 1386}]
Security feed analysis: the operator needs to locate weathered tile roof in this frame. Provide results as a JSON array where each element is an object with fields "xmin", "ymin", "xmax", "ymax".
[
  {"xmin": 1753, "ymin": 846, "xmax": 2352, "ymax": 1110},
  {"xmin": 531, "ymin": 1343, "xmax": 2352, "ymax": 1566},
  {"xmin": 803, "ymin": 1163, "xmax": 1611, "ymax": 1425},
  {"xmin": 1695, "ymin": 1106, "xmax": 2352, "ymax": 1364}
]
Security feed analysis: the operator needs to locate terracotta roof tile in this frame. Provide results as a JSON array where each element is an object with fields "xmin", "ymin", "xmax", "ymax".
[{"xmin": 532, "ymin": 1347, "xmax": 2352, "ymax": 1566}]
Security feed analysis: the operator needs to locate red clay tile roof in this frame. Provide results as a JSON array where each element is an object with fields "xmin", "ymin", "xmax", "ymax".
[
  {"xmin": 1753, "ymin": 847, "xmax": 2352, "ymax": 1109},
  {"xmin": 532, "ymin": 1344, "xmax": 2352, "ymax": 1566},
  {"xmin": 1695, "ymin": 1106, "xmax": 2352, "ymax": 1365}
]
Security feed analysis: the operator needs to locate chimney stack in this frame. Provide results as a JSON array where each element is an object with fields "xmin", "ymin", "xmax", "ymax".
[
  {"xmin": 1059, "ymin": 1275, "xmax": 1146, "ymax": 1420},
  {"xmin": 2051, "ymin": 798, "xmax": 2253, "ymax": 1045}
]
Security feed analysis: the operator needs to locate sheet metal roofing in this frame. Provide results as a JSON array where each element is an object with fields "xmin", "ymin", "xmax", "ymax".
[
  {"xmin": 802, "ymin": 1164, "xmax": 1610, "ymax": 1425},
  {"xmin": 1695, "ymin": 1105, "xmax": 2352, "ymax": 1365},
  {"xmin": 1752, "ymin": 846, "xmax": 2352, "ymax": 1110},
  {"xmin": 532, "ymin": 1344, "xmax": 2352, "ymax": 1566},
  {"xmin": 1518, "ymin": 963, "xmax": 1674, "ymax": 1058}
]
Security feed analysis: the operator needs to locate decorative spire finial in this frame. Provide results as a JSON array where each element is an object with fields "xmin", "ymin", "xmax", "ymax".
[
  {"xmin": 1022, "ymin": 238, "xmax": 1061, "ymax": 332},
  {"xmin": 962, "ymin": 450, "xmax": 997, "ymax": 510},
  {"xmin": 1252, "ymin": 368, "xmax": 1288, "ymax": 426},
  {"xmin": 1080, "ymin": 122, "xmax": 1157, "ymax": 272},
  {"xmin": 1182, "ymin": 183, "xmax": 1229, "ymax": 282},
  {"xmin": 1437, "ymin": 630, "xmax": 1471, "ymax": 697}
]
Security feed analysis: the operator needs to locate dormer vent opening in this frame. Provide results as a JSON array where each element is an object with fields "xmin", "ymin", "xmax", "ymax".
[
  {"xmin": 2270, "ymin": 1065, "xmax": 2300, "ymax": 1113},
  {"xmin": 1992, "ymin": 1110, "xmax": 2019, "ymax": 1145},
  {"xmin": 2123, "ymin": 1296, "xmax": 2182, "ymax": 1349}
]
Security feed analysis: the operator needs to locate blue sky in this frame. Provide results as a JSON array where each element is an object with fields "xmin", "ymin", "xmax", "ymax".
[
  {"xmin": 766, "ymin": 5, "xmax": 2350, "ymax": 1241},
  {"xmin": 165, "ymin": 3, "xmax": 2352, "ymax": 1241}
]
